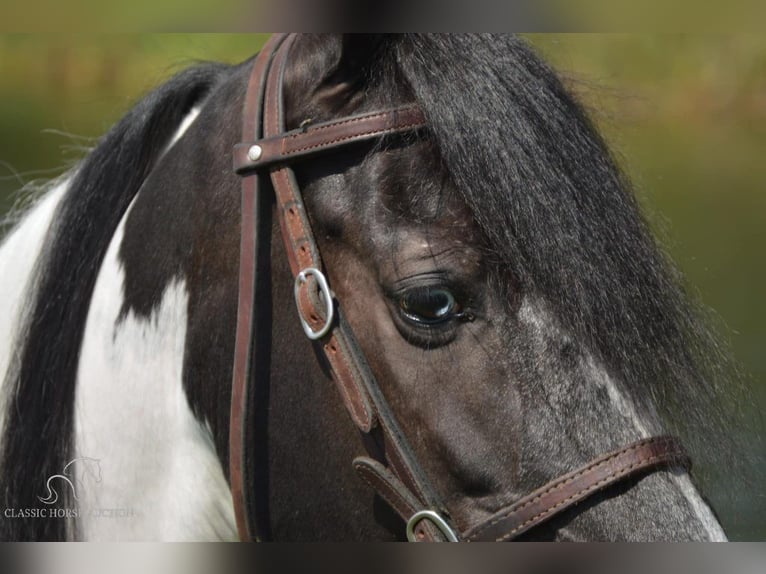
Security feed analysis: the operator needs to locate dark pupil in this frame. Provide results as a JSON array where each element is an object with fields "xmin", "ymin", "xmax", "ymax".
[{"xmin": 401, "ymin": 289, "xmax": 456, "ymax": 323}]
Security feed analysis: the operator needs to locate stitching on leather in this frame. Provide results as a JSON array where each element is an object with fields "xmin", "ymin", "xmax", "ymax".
[
  {"xmin": 331, "ymin": 351, "xmax": 369, "ymax": 425},
  {"xmin": 332, "ymin": 335, "xmax": 372, "ymax": 426},
  {"xmin": 241, "ymin": 109, "xmax": 424, "ymax": 167},
  {"xmin": 264, "ymin": 39, "xmax": 289, "ymax": 137},
  {"xmin": 491, "ymin": 452, "xmax": 677, "ymax": 542},
  {"xmin": 334, "ymin": 334, "xmax": 374, "ymax": 429},
  {"xmin": 468, "ymin": 442, "xmax": 679, "ymax": 541},
  {"xmin": 274, "ymin": 169, "xmax": 314, "ymax": 267},
  {"xmin": 285, "ymin": 121, "xmax": 426, "ymax": 156},
  {"xmin": 286, "ymin": 107, "xmax": 420, "ymax": 139},
  {"xmin": 327, "ymin": 336, "xmax": 371, "ymax": 428},
  {"xmin": 273, "ymin": 165, "xmax": 373, "ymax": 428},
  {"xmin": 466, "ymin": 438, "xmax": 676, "ymax": 540}
]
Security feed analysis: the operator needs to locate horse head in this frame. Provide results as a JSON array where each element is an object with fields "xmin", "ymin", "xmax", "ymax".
[{"xmin": 0, "ymin": 34, "xmax": 748, "ymax": 541}]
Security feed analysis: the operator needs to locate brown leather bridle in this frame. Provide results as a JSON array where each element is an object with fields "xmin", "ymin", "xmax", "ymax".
[{"xmin": 229, "ymin": 33, "xmax": 691, "ymax": 542}]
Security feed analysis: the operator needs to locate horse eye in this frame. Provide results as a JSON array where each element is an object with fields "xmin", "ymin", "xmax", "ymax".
[{"xmin": 399, "ymin": 287, "xmax": 460, "ymax": 325}]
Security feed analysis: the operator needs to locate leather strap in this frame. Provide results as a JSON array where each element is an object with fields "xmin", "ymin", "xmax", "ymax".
[
  {"xmin": 466, "ymin": 436, "xmax": 690, "ymax": 541},
  {"xmin": 232, "ymin": 33, "xmax": 694, "ymax": 543},
  {"xmin": 261, "ymin": 35, "xmax": 448, "ymax": 540},
  {"xmin": 352, "ymin": 435, "xmax": 689, "ymax": 542},
  {"xmin": 353, "ymin": 457, "xmax": 423, "ymax": 525},
  {"xmin": 233, "ymin": 106, "xmax": 427, "ymax": 174},
  {"xmin": 229, "ymin": 33, "xmax": 287, "ymax": 542},
  {"xmin": 262, "ymin": 35, "xmax": 376, "ymax": 431}
]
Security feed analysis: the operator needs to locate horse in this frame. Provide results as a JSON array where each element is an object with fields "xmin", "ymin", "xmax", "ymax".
[{"xmin": 0, "ymin": 33, "xmax": 747, "ymax": 541}]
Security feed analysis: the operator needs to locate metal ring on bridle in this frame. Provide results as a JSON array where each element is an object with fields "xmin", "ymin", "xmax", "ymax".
[
  {"xmin": 294, "ymin": 267, "xmax": 334, "ymax": 340},
  {"xmin": 406, "ymin": 510, "xmax": 459, "ymax": 542}
]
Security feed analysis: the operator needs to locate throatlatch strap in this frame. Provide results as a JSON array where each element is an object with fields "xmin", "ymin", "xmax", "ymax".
[{"xmin": 230, "ymin": 33, "xmax": 287, "ymax": 542}]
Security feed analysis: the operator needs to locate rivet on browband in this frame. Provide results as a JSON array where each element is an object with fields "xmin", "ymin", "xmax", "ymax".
[{"xmin": 247, "ymin": 144, "xmax": 263, "ymax": 162}]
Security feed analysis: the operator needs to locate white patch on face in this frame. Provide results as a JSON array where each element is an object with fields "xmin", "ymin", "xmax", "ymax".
[
  {"xmin": 521, "ymin": 297, "xmax": 727, "ymax": 541},
  {"xmin": 583, "ymin": 355, "xmax": 656, "ymax": 439},
  {"xmin": 74, "ymin": 211, "xmax": 236, "ymax": 541},
  {"xmin": 588, "ymin": 356, "xmax": 727, "ymax": 540},
  {"xmin": 669, "ymin": 473, "xmax": 728, "ymax": 541},
  {"xmin": 0, "ymin": 178, "xmax": 69, "ymax": 449},
  {"xmin": 586, "ymin": 357, "xmax": 727, "ymax": 540}
]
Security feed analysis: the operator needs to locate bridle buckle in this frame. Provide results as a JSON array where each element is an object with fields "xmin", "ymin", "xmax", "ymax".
[
  {"xmin": 294, "ymin": 267, "xmax": 334, "ymax": 340},
  {"xmin": 406, "ymin": 509, "xmax": 459, "ymax": 542}
]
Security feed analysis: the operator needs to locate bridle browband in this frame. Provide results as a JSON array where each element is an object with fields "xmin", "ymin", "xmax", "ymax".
[{"xmin": 229, "ymin": 33, "xmax": 691, "ymax": 542}]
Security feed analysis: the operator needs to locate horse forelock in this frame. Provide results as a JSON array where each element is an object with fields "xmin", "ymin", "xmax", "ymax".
[
  {"xmin": 2, "ymin": 34, "xmax": 758, "ymax": 541},
  {"xmin": 274, "ymin": 33, "xmax": 757, "ymax": 528},
  {"xmin": 378, "ymin": 34, "xmax": 756, "ymax": 502}
]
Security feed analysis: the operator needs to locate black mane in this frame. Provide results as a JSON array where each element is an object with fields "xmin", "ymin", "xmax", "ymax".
[
  {"xmin": 385, "ymin": 34, "xmax": 753, "ymax": 495},
  {"xmin": 0, "ymin": 34, "xmax": 757, "ymax": 540},
  {"xmin": 0, "ymin": 63, "xmax": 230, "ymax": 540}
]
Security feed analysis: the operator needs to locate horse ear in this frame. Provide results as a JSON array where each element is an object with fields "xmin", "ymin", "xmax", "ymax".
[
  {"xmin": 311, "ymin": 34, "xmax": 387, "ymax": 113},
  {"xmin": 332, "ymin": 34, "xmax": 386, "ymax": 81}
]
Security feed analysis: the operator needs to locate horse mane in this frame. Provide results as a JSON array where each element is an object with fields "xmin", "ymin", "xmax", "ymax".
[
  {"xmin": 0, "ymin": 62, "xmax": 230, "ymax": 540},
  {"xmin": 379, "ymin": 34, "xmax": 757, "ymax": 501},
  {"xmin": 0, "ymin": 35, "xmax": 758, "ymax": 540}
]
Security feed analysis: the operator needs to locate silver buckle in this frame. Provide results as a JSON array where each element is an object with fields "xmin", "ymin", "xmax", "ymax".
[
  {"xmin": 406, "ymin": 509, "xmax": 459, "ymax": 542},
  {"xmin": 294, "ymin": 267, "xmax": 334, "ymax": 340}
]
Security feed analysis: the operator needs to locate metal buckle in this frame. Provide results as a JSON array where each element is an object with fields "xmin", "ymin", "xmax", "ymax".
[
  {"xmin": 294, "ymin": 267, "xmax": 334, "ymax": 340},
  {"xmin": 406, "ymin": 510, "xmax": 459, "ymax": 542}
]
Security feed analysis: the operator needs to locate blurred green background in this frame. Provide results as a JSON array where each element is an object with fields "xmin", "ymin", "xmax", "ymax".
[{"xmin": 0, "ymin": 34, "xmax": 763, "ymax": 539}]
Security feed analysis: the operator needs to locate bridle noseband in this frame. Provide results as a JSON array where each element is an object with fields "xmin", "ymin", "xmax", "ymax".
[{"xmin": 230, "ymin": 33, "xmax": 691, "ymax": 542}]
